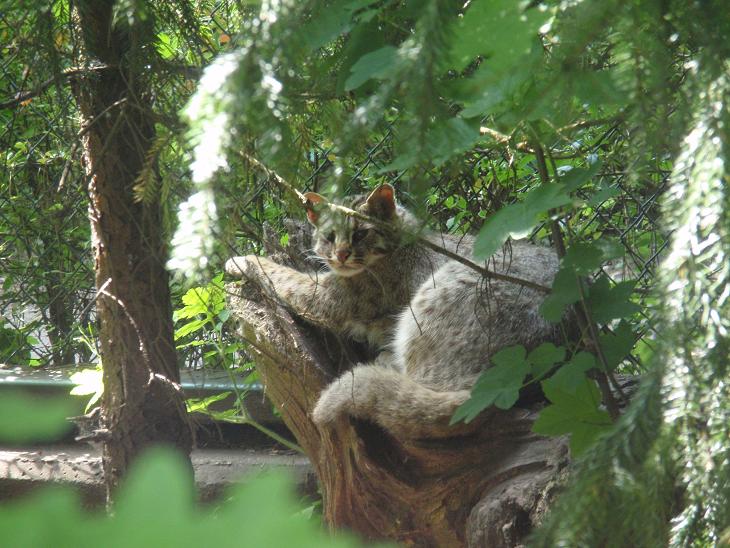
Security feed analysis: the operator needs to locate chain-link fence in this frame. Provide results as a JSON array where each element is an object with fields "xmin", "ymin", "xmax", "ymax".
[
  {"xmin": 220, "ymin": 121, "xmax": 670, "ymax": 375},
  {"xmin": 0, "ymin": 6, "xmax": 92, "ymax": 366}
]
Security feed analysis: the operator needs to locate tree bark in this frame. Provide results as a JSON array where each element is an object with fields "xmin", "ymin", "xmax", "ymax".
[
  {"xmin": 226, "ymin": 225, "xmax": 570, "ymax": 547},
  {"xmin": 71, "ymin": 1, "xmax": 192, "ymax": 502}
]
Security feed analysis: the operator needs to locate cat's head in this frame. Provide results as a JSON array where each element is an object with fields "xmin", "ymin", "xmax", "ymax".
[{"xmin": 304, "ymin": 184, "xmax": 408, "ymax": 277}]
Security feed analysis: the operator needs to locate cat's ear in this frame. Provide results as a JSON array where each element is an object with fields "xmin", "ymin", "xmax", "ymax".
[
  {"xmin": 365, "ymin": 184, "xmax": 397, "ymax": 219},
  {"xmin": 303, "ymin": 192, "xmax": 325, "ymax": 225}
]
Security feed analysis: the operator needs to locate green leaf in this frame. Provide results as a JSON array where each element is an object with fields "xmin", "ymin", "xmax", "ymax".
[
  {"xmin": 344, "ymin": 45, "xmax": 398, "ymax": 91},
  {"xmin": 451, "ymin": 346, "xmax": 529, "ymax": 424},
  {"xmin": 428, "ymin": 118, "xmax": 481, "ymax": 165},
  {"xmin": 539, "ymin": 267, "xmax": 581, "ymax": 323},
  {"xmin": 115, "ymin": 447, "xmax": 195, "ymax": 522},
  {"xmin": 533, "ymin": 378, "xmax": 612, "ymax": 456},
  {"xmin": 0, "ymin": 391, "xmax": 75, "ymax": 443},
  {"xmin": 379, "ymin": 117, "xmax": 480, "ymax": 171},
  {"xmin": 0, "ymin": 488, "xmax": 86, "ymax": 547},
  {"xmin": 572, "ymin": 68, "xmax": 629, "ymax": 107},
  {"xmin": 448, "ymin": 0, "xmax": 548, "ymax": 74},
  {"xmin": 586, "ymin": 277, "xmax": 640, "ymax": 323},
  {"xmin": 156, "ymin": 32, "xmax": 180, "ymax": 60},
  {"xmin": 0, "ymin": 449, "xmax": 362, "ymax": 547},
  {"xmin": 457, "ymin": 62, "xmax": 533, "ymax": 118},
  {"xmin": 176, "ymin": 292, "xmax": 208, "ymax": 319},
  {"xmin": 174, "ymin": 318, "xmax": 208, "ymax": 339},
  {"xmin": 491, "ymin": 345, "xmax": 527, "ymax": 368},
  {"xmin": 302, "ymin": 4, "xmax": 353, "ymax": 50},
  {"xmin": 587, "ymin": 181, "xmax": 621, "ymax": 206},
  {"xmin": 561, "ymin": 239, "xmax": 623, "ymax": 276},
  {"xmin": 544, "ymin": 352, "xmax": 596, "ymax": 394},
  {"xmin": 528, "ymin": 342, "xmax": 566, "ymax": 380},
  {"xmin": 561, "ymin": 243, "xmax": 605, "ymax": 276},
  {"xmin": 598, "ymin": 320, "xmax": 636, "ymax": 371},
  {"xmin": 186, "ymin": 391, "xmax": 232, "ymax": 414},
  {"xmin": 474, "ymin": 184, "xmax": 573, "ymax": 260},
  {"xmin": 539, "ymin": 238, "xmax": 625, "ymax": 323},
  {"xmin": 302, "ymin": 0, "xmax": 377, "ymax": 51},
  {"xmin": 334, "ymin": 18, "xmax": 386, "ymax": 94},
  {"xmin": 559, "ymin": 160, "xmax": 602, "ymax": 192}
]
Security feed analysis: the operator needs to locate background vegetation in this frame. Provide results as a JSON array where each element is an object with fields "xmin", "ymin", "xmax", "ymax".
[{"xmin": 1, "ymin": 0, "xmax": 729, "ymax": 545}]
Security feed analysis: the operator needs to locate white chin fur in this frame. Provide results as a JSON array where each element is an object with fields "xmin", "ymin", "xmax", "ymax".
[{"xmin": 330, "ymin": 264, "xmax": 364, "ymax": 277}]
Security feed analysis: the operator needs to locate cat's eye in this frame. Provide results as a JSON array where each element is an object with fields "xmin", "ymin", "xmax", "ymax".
[
  {"xmin": 352, "ymin": 229, "xmax": 369, "ymax": 243},
  {"xmin": 325, "ymin": 232, "xmax": 336, "ymax": 243}
]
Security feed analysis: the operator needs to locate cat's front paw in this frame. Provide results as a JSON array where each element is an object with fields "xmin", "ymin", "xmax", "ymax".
[{"xmin": 225, "ymin": 256, "xmax": 263, "ymax": 280}]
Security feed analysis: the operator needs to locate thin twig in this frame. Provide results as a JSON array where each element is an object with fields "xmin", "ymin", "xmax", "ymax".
[
  {"xmin": 415, "ymin": 236, "xmax": 550, "ymax": 293},
  {"xmin": 222, "ymin": 415, "xmax": 304, "ymax": 453},
  {"xmin": 479, "ymin": 115, "xmax": 623, "ymax": 157},
  {"xmin": 0, "ymin": 65, "xmax": 114, "ymax": 110},
  {"xmin": 555, "ymin": 116, "xmax": 624, "ymax": 134},
  {"xmin": 533, "ymin": 141, "xmax": 621, "ymax": 421},
  {"xmin": 479, "ymin": 126, "xmax": 533, "ymax": 153}
]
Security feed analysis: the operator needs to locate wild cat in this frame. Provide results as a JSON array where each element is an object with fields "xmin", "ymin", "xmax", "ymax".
[{"xmin": 226, "ymin": 184, "xmax": 562, "ymax": 437}]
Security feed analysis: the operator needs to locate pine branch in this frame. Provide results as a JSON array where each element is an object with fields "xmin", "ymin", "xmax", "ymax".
[{"xmin": 0, "ymin": 65, "xmax": 114, "ymax": 110}]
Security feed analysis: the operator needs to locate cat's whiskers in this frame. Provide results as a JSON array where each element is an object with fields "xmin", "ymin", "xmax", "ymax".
[{"xmin": 302, "ymin": 248, "xmax": 329, "ymax": 268}]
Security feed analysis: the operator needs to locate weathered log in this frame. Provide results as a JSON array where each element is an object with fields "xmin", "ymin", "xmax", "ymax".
[{"xmin": 226, "ymin": 285, "xmax": 568, "ymax": 546}]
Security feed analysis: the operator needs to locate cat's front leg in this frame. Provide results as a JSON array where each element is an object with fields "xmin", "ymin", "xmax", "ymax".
[
  {"xmin": 226, "ymin": 255, "xmax": 341, "ymax": 331},
  {"xmin": 226, "ymin": 255, "xmax": 310, "ymax": 301},
  {"xmin": 225, "ymin": 255, "xmax": 273, "ymax": 283}
]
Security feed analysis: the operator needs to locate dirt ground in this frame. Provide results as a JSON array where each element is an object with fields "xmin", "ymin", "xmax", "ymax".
[{"xmin": 0, "ymin": 442, "xmax": 314, "ymax": 508}]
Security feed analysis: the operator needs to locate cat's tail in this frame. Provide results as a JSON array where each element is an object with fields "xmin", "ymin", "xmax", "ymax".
[{"xmin": 312, "ymin": 365, "xmax": 477, "ymax": 439}]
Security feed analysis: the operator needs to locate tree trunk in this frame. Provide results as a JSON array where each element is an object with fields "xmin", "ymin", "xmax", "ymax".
[
  {"xmin": 71, "ymin": 1, "xmax": 192, "ymax": 501},
  {"xmin": 226, "ymin": 226, "xmax": 570, "ymax": 547}
]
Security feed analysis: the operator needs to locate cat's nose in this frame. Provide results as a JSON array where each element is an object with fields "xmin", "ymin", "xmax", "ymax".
[{"xmin": 335, "ymin": 249, "xmax": 351, "ymax": 264}]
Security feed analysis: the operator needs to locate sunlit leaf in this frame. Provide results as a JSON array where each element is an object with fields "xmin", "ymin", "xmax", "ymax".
[
  {"xmin": 69, "ymin": 367, "xmax": 104, "ymax": 411},
  {"xmin": 174, "ymin": 318, "xmax": 208, "ymax": 339}
]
